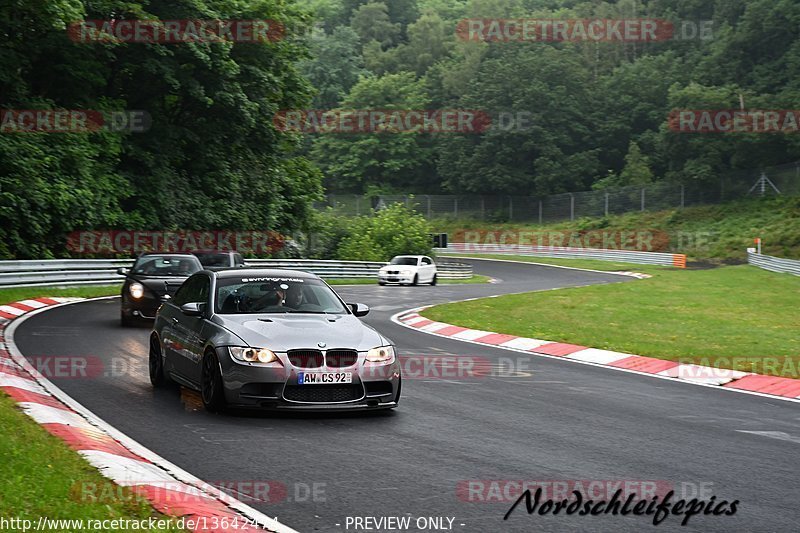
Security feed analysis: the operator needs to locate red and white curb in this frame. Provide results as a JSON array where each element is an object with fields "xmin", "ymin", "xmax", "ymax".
[
  {"xmin": 0, "ymin": 297, "xmax": 298, "ymax": 533},
  {"xmin": 392, "ymin": 307, "xmax": 800, "ymax": 403}
]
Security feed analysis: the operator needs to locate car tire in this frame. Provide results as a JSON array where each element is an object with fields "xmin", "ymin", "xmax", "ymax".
[
  {"xmin": 201, "ymin": 349, "xmax": 226, "ymax": 413},
  {"xmin": 149, "ymin": 334, "xmax": 168, "ymax": 387},
  {"xmin": 378, "ymin": 281, "xmax": 386, "ymax": 286},
  {"xmin": 121, "ymin": 310, "xmax": 135, "ymax": 327},
  {"xmin": 430, "ymin": 274, "xmax": 437, "ymax": 286},
  {"xmin": 412, "ymin": 274, "xmax": 418, "ymax": 286}
]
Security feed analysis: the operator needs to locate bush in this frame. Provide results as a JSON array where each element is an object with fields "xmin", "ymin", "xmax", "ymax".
[{"xmin": 336, "ymin": 203, "xmax": 432, "ymax": 261}]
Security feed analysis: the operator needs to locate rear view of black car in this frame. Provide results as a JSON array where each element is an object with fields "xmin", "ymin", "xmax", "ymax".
[{"xmin": 118, "ymin": 253, "xmax": 202, "ymax": 326}]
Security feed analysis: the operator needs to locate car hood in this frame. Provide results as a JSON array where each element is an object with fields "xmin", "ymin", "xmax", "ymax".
[{"xmin": 212, "ymin": 313, "xmax": 388, "ymax": 352}]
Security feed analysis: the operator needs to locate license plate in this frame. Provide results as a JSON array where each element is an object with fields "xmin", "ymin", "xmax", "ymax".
[{"xmin": 298, "ymin": 372, "xmax": 352, "ymax": 385}]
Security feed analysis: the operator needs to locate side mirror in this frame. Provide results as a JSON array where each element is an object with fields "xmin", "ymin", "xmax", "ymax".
[
  {"xmin": 116, "ymin": 267, "xmax": 129, "ymax": 276},
  {"xmin": 180, "ymin": 302, "xmax": 205, "ymax": 317},
  {"xmin": 349, "ymin": 303, "xmax": 370, "ymax": 317}
]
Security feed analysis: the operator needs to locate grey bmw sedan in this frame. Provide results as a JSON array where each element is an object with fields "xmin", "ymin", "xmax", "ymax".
[{"xmin": 149, "ymin": 268, "xmax": 401, "ymax": 412}]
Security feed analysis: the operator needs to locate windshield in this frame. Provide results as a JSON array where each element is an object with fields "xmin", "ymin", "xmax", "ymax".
[
  {"xmin": 390, "ymin": 257, "xmax": 418, "ymax": 266},
  {"xmin": 131, "ymin": 256, "xmax": 201, "ymax": 277},
  {"xmin": 194, "ymin": 253, "xmax": 230, "ymax": 267},
  {"xmin": 215, "ymin": 276, "xmax": 349, "ymax": 315}
]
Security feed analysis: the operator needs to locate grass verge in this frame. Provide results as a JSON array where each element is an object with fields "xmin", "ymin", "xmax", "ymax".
[
  {"xmin": 422, "ymin": 260, "xmax": 800, "ymax": 377},
  {"xmin": 0, "ymin": 394, "xmax": 186, "ymax": 531},
  {"xmin": 431, "ymin": 195, "xmax": 800, "ymax": 263},
  {"xmin": 0, "ymin": 285, "xmax": 121, "ymax": 306},
  {"xmin": 442, "ymin": 253, "xmax": 673, "ymax": 273}
]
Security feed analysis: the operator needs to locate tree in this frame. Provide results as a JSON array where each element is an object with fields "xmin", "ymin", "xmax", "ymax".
[
  {"xmin": 310, "ymin": 72, "xmax": 435, "ymax": 192},
  {"xmin": 350, "ymin": 2, "xmax": 400, "ymax": 49},
  {"xmin": 301, "ymin": 25, "xmax": 366, "ymax": 108},
  {"xmin": 619, "ymin": 142, "xmax": 654, "ymax": 186}
]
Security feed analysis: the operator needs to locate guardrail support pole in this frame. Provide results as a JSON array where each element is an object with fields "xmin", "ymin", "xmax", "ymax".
[
  {"xmin": 538, "ymin": 200, "xmax": 542, "ymax": 225},
  {"xmin": 604, "ymin": 193, "xmax": 609, "ymax": 217},
  {"xmin": 641, "ymin": 188, "xmax": 645, "ymax": 211},
  {"xmin": 570, "ymin": 193, "xmax": 574, "ymax": 221}
]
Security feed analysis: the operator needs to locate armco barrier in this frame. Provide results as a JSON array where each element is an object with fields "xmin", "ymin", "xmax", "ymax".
[
  {"xmin": 0, "ymin": 258, "xmax": 472, "ymax": 288},
  {"xmin": 436, "ymin": 243, "xmax": 686, "ymax": 268},
  {"xmin": 747, "ymin": 252, "xmax": 800, "ymax": 276}
]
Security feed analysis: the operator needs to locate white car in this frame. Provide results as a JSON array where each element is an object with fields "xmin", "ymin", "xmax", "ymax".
[{"xmin": 378, "ymin": 255, "xmax": 438, "ymax": 286}]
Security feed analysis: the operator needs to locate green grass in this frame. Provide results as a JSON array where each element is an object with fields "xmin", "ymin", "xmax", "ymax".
[
  {"xmin": 0, "ymin": 285, "xmax": 120, "ymax": 306},
  {"xmin": 422, "ymin": 263, "xmax": 800, "ymax": 377},
  {"xmin": 432, "ymin": 195, "xmax": 800, "ymax": 263},
  {"xmin": 0, "ymin": 394, "xmax": 186, "ymax": 531},
  {"xmin": 442, "ymin": 253, "xmax": 674, "ymax": 272}
]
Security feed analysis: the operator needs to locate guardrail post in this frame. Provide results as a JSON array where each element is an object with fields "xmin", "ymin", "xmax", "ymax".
[
  {"xmin": 641, "ymin": 188, "xmax": 645, "ymax": 211},
  {"xmin": 538, "ymin": 200, "xmax": 543, "ymax": 224},
  {"xmin": 570, "ymin": 193, "xmax": 574, "ymax": 221},
  {"xmin": 604, "ymin": 193, "xmax": 609, "ymax": 217}
]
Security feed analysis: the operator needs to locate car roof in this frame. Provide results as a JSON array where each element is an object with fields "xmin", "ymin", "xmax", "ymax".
[
  {"xmin": 212, "ymin": 268, "xmax": 319, "ymax": 279},
  {"xmin": 394, "ymin": 254, "xmax": 424, "ymax": 258},
  {"xmin": 137, "ymin": 252, "xmax": 198, "ymax": 258}
]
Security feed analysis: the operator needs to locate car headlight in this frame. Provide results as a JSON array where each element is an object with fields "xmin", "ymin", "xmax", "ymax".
[
  {"xmin": 400, "ymin": 269, "xmax": 413, "ymax": 276},
  {"xmin": 366, "ymin": 345, "xmax": 395, "ymax": 364},
  {"xmin": 229, "ymin": 347, "xmax": 278, "ymax": 364},
  {"xmin": 129, "ymin": 282, "xmax": 144, "ymax": 300}
]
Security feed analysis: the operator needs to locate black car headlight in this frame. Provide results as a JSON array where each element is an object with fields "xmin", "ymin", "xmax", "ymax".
[
  {"xmin": 366, "ymin": 345, "xmax": 395, "ymax": 364},
  {"xmin": 229, "ymin": 347, "xmax": 278, "ymax": 364},
  {"xmin": 129, "ymin": 282, "xmax": 145, "ymax": 300}
]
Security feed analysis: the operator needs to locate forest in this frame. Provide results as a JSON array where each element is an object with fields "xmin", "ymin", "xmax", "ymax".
[{"xmin": 1, "ymin": 0, "xmax": 799, "ymax": 257}]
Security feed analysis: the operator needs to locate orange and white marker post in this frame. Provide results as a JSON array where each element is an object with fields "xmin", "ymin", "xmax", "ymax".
[{"xmin": 754, "ymin": 237, "xmax": 762, "ymax": 254}]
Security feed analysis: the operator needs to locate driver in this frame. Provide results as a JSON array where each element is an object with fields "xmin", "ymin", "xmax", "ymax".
[
  {"xmin": 284, "ymin": 285, "xmax": 304, "ymax": 309},
  {"xmin": 248, "ymin": 282, "xmax": 287, "ymax": 311}
]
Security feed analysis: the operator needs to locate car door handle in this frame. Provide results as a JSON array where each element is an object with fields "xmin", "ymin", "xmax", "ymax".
[{"xmin": 172, "ymin": 317, "xmax": 179, "ymax": 324}]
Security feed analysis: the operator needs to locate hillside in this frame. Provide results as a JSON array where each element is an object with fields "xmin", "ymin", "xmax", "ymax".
[{"xmin": 433, "ymin": 196, "xmax": 800, "ymax": 263}]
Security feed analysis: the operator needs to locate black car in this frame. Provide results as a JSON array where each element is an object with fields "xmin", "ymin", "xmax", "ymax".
[
  {"xmin": 118, "ymin": 253, "xmax": 203, "ymax": 326},
  {"xmin": 192, "ymin": 250, "xmax": 246, "ymax": 270}
]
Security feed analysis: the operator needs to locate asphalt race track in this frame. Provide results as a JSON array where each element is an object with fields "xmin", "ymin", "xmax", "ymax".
[{"xmin": 14, "ymin": 259, "xmax": 800, "ymax": 532}]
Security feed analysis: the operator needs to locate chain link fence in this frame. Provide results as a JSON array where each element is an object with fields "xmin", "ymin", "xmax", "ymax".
[{"xmin": 316, "ymin": 161, "xmax": 800, "ymax": 222}]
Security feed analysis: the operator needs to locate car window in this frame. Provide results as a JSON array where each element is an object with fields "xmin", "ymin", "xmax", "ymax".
[
  {"xmin": 132, "ymin": 255, "xmax": 201, "ymax": 276},
  {"xmin": 172, "ymin": 275, "xmax": 209, "ymax": 306},
  {"xmin": 389, "ymin": 257, "xmax": 418, "ymax": 266},
  {"xmin": 233, "ymin": 254, "xmax": 245, "ymax": 266},
  {"xmin": 215, "ymin": 276, "xmax": 348, "ymax": 314},
  {"xmin": 421, "ymin": 257, "xmax": 432, "ymax": 265},
  {"xmin": 194, "ymin": 252, "xmax": 231, "ymax": 268}
]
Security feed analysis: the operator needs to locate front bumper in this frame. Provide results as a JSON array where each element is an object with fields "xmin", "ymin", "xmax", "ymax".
[
  {"xmin": 216, "ymin": 347, "xmax": 401, "ymax": 411},
  {"xmin": 378, "ymin": 272, "xmax": 415, "ymax": 284},
  {"xmin": 121, "ymin": 294, "xmax": 164, "ymax": 320}
]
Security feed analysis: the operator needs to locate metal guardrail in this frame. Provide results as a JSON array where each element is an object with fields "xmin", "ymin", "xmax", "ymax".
[
  {"xmin": 436, "ymin": 243, "xmax": 686, "ymax": 268},
  {"xmin": 0, "ymin": 258, "xmax": 473, "ymax": 288},
  {"xmin": 747, "ymin": 252, "xmax": 800, "ymax": 276}
]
